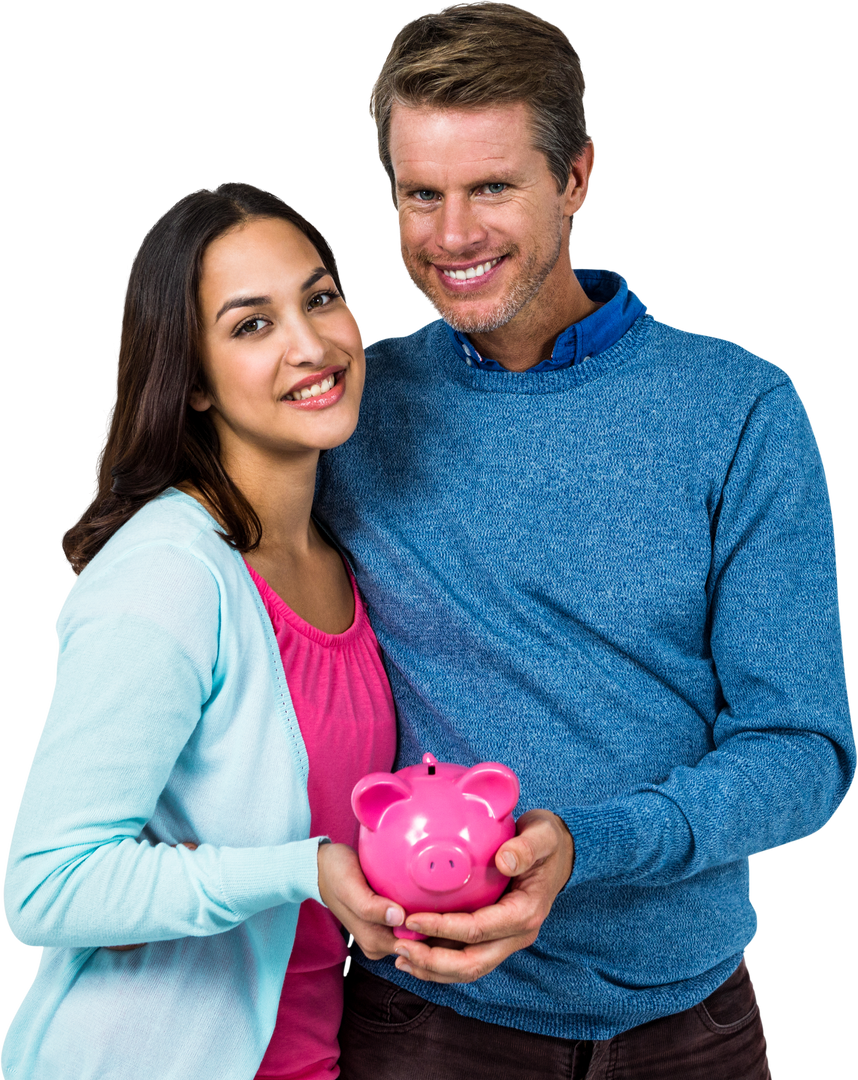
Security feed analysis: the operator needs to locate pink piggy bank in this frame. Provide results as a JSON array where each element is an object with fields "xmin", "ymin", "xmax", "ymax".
[{"xmin": 351, "ymin": 752, "xmax": 520, "ymax": 940}]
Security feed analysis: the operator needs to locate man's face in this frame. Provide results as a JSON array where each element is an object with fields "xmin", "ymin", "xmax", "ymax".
[{"xmin": 388, "ymin": 102, "xmax": 577, "ymax": 335}]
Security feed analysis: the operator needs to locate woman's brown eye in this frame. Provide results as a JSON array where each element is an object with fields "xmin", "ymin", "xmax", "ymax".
[
  {"xmin": 240, "ymin": 318, "xmax": 265, "ymax": 334},
  {"xmin": 309, "ymin": 292, "xmax": 336, "ymax": 310}
]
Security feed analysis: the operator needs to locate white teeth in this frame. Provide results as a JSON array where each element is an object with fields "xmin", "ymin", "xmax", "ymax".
[
  {"xmin": 285, "ymin": 374, "xmax": 336, "ymax": 401},
  {"xmin": 442, "ymin": 257, "xmax": 500, "ymax": 281}
]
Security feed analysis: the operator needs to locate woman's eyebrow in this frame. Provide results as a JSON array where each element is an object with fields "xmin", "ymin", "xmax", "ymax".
[
  {"xmin": 215, "ymin": 295, "xmax": 271, "ymax": 322},
  {"xmin": 213, "ymin": 269, "xmax": 329, "ymax": 323},
  {"xmin": 300, "ymin": 266, "xmax": 328, "ymax": 291}
]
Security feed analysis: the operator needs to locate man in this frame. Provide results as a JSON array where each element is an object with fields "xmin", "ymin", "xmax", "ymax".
[{"xmin": 314, "ymin": 4, "xmax": 854, "ymax": 1077}]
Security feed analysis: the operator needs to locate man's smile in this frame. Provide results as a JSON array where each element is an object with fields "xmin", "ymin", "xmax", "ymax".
[{"xmin": 427, "ymin": 255, "xmax": 509, "ymax": 295}]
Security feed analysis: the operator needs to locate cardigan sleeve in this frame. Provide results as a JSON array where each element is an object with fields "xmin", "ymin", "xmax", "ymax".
[
  {"xmin": 559, "ymin": 380, "xmax": 855, "ymax": 886},
  {"xmin": 5, "ymin": 538, "xmax": 324, "ymax": 949}
]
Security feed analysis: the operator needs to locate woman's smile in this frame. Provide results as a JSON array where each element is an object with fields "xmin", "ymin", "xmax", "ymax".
[{"xmin": 282, "ymin": 365, "xmax": 346, "ymax": 407}]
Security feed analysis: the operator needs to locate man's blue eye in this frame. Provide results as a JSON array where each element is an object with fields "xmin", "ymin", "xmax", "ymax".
[
  {"xmin": 486, "ymin": 183, "xmax": 506, "ymax": 194},
  {"xmin": 416, "ymin": 190, "xmax": 436, "ymax": 201}
]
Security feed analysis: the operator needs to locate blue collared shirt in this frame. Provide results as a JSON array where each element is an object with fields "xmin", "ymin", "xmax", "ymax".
[{"xmin": 444, "ymin": 270, "xmax": 646, "ymax": 371}]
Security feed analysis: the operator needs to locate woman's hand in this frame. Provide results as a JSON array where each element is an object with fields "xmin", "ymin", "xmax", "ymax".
[
  {"xmin": 105, "ymin": 843, "xmax": 198, "ymax": 951},
  {"xmin": 317, "ymin": 842, "xmax": 405, "ymax": 960}
]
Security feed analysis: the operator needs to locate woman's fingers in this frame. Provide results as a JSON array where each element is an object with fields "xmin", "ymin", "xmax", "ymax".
[{"xmin": 317, "ymin": 842, "xmax": 404, "ymax": 959}]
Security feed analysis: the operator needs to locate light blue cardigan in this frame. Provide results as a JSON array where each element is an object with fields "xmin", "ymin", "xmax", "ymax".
[{"xmin": 3, "ymin": 489, "xmax": 324, "ymax": 1080}]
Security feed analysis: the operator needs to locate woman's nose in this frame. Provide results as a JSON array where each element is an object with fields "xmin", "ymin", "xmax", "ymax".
[{"xmin": 281, "ymin": 318, "xmax": 328, "ymax": 366}]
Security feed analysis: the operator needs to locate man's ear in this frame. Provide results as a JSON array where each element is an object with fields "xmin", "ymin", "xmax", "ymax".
[{"xmin": 563, "ymin": 140, "xmax": 595, "ymax": 218}]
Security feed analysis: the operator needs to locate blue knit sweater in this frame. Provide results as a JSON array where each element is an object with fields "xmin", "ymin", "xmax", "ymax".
[{"xmin": 315, "ymin": 304, "xmax": 854, "ymax": 1039}]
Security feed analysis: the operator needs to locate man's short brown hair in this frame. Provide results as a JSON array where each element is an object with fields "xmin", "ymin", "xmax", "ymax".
[{"xmin": 370, "ymin": 3, "xmax": 590, "ymax": 201}]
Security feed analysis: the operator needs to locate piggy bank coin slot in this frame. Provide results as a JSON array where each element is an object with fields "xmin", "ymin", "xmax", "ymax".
[{"xmin": 428, "ymin": 765, "xmax": 436, "ymax": 775}]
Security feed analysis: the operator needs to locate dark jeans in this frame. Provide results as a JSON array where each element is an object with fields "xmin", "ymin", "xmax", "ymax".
[{"xmin": 339, "ymin": 959, "xmax": 770, "ymax": 1079}]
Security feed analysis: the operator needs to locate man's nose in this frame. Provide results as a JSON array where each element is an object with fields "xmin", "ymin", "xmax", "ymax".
[{"xmin": 434, "ymin": 196, "xmax": 487, "ymax": 255}]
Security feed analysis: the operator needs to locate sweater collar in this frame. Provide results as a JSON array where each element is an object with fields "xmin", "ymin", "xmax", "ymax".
[{"xmin": 444, "ymin": 270, "xmax": 645, "ymax": 372}]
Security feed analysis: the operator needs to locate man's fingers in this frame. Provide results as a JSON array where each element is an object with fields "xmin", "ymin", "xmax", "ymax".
[
  {"xmin": 495, "ymin": 811, "xmax": 567, "ymax": 877},
  {"xmin": 403, "ymin": 814, "xmax": 573, "ymax": 946},
  {"xmin": 392, "ymin": 936, "xmax": 525, "ymax": 984},
  {"xmin": 392, "ymin": 898, "xmax": 541, "ymax": 982},
  {"xmin": 389, "ymin": 811, "xmax": 574, "ymax": 982},
  {"xmin": 405, "ymin": 887, "xmax": 536, "ymax": 944},
  {"xmin": 495, "ymin": 831, "xmax": 542, "ymax": 877}
]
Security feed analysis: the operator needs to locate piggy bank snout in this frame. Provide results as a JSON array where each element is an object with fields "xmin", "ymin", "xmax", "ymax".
[{"xmin": 409, "ymin": 843, "xmax": 473, "ymax": 893}]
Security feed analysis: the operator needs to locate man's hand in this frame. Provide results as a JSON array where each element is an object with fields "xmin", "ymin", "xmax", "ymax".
[
  {"xmin": 391, "ymin": 809, "xmax": 574, "ymax": 984},
  {"xmin": 317, "ymin": 842, "xmax": 405, "ymax": 960}
]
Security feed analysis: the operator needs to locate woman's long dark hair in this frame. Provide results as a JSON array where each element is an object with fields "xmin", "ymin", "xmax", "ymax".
[{"xmin": 63, "ymin": 183, "xmax": 344, "ymax": 574}]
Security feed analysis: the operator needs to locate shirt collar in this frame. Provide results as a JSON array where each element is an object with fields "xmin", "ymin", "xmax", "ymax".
[{"xmin": 444, "ymin": 270, "xmax": 646, "ymax": 372}]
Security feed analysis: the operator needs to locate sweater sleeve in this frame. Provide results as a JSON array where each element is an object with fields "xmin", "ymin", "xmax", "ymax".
[
  {"xmin": 5, "ymin": 539, "xmax": 324, "ymax": 949},
  {"xmin": 559, "ymin": 380, "xmax": 855, "ymax": 886}
]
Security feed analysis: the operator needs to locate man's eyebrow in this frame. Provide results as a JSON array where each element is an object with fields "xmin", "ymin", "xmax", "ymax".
[
  {"xmin": 213, "ymin": 269, "xmax": 331, "ymax": 323},
  {"xmin": 395, "ymin": 171, "xmax": 520, "ymax": 194}
]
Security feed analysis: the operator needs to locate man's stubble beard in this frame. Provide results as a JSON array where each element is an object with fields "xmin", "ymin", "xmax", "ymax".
[{"xmin": 402, "ymin": 223, "xmax": 565, "ymax": 336}]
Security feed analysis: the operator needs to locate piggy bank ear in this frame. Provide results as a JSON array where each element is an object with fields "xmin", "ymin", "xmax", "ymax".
[
  {"xmin": 351, "ymin": 773, "xmax": 412, "ymax": 831},
  {"xmin": 457, "ymin": 762, "xmax": 520, "ymax": 820}
]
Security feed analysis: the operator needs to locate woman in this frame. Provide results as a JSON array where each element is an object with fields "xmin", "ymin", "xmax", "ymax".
[{"xmin": 3, "ymin": 183, "xmax": 403, "ymax": 1080}]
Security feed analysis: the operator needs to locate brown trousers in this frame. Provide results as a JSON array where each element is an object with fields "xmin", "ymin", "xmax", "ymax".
[{"xmin": 338, "ymin": 959, "xmax": 771, "ymax": 1080}]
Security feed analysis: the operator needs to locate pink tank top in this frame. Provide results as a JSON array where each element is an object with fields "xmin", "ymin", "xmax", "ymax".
[{"xmin": 247, "ymin": 559, "xmax": 397, "ymax": 1080}]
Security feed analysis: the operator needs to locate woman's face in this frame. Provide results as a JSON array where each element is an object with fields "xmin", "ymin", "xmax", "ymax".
[{"xmin": 193, "ymin": 216, "xmax": 364, "ymax": 464}]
